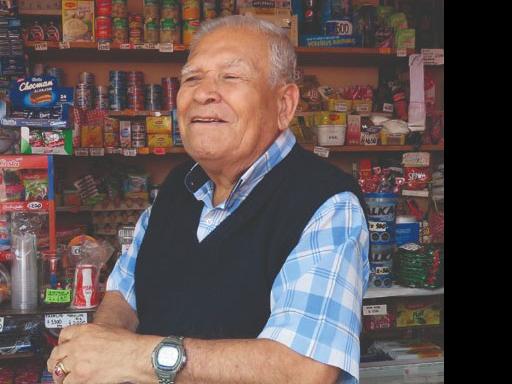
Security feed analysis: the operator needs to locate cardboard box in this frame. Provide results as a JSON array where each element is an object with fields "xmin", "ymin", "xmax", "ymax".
[
  {"xmin": 20, "ymin": 127, "xmax": 73, "ymax": 155},
  {"xmin": 62, "ymin": 1, "xmax": 94, "ymax": 42},
  {"xmin": 148, "ymin": 133, "xmax": 172, "ymax": 148},
  {"xmin": 239, "ymin": 8, "xmax": 298, "ymax": 47},
  {"xmin": 146, "ymin": 116, "xmax": 172, "ymax": 134}
]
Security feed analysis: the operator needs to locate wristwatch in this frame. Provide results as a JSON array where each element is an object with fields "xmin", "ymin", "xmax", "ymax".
[{"xmin": 151, "ymin": 335, "xmax": 187, "ymax": 384}]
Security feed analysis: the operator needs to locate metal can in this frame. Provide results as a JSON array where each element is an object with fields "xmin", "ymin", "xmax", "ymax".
[
  {"xmin": 159, "ymin": 18, "xmax": 181, "ymax": 44},
  {"xmin": 95, "ymin": 16, "xmax": 112, "ymax": 42},
  {"xmin": 131, "ymin": 120, "xmax": 146, "ymax": 133},
  {"xmin": 161, "ymin": 0, "xmax": 180, "ymax": 19},
  {"xmin": 46, "ymin": 67, "xmax": 65, "ymax": 85},
  {"xmin": 79, "ymin": 71, "xmax": 95, "ymax": 85},
  {"xmin": 144, "ymin": 18, "xmax": 159, "ymax": 44},
  {"xmin": 202, "ymin": 0, "xmax": 217, "ymax": 20},
  {"xmin": 143, "ymin": 0, "xmax": 160, "ymax": 20},
  {"xmin": 112, "ymin": 0, "xmax": 128, "ymax": 18},
  {"xmin": 161, "ymin": 77, "xmax": 179, "ymax": 110},
  {"xmin": 96, "ymin": 0, "xmax": 113, "ymax": 16},
  {"xmin": 182, "ymin": 0, "xmax": 200, "ymax": 21},
  {"xmin": 182, "ymin": 19, "xmax": 200, "ymax": 46},
  {"xmin": 112, "ymin": 17, "xmax": 128, "ymax": 43},
  {"xmin": 71, "ymin": 264, "xmax": 99, "ymax": 309},
  {"xmin": 131, "ymin": 139, "xmax": 146, "ymax": 148},
  {"xmin": 95, "ymin": 85, "xmax": 109, "ymax": 110},
  {"xmin": 145, "ymin": 84, "xmax": 162, "ymax": 111},
  {"xmin": 75, "ymin": 83, "xmax": 93, "ymax": 110}
]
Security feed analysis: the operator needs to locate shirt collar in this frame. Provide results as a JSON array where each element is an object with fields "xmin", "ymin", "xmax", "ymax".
[{"xmin": 185, "ymin": 128, "xmax": 296, "ymax": 208}]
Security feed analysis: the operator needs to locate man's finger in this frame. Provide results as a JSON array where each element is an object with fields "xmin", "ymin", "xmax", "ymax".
[
  {"xmin": 58, "ymin": 324, "xmax": 83, "ymax": 344},
  {"xmin": 47, "ymin": 343, "xmax": 72, "ymax": 372}
]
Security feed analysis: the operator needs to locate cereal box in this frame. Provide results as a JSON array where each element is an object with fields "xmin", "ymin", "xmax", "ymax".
[{"xmin": 62, "ymin": 1, "xmax": 95, "ymax": 42}]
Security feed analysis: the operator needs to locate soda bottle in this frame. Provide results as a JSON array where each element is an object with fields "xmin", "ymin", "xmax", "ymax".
[{"xmin": 303, "ymin": 0, "xmax": 319, "ymax": 35}]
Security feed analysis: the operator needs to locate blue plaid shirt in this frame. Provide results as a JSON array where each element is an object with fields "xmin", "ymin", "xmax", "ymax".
[{"xmin": 107, "ymin": 129, "xmax": 370, "ymax": 383}]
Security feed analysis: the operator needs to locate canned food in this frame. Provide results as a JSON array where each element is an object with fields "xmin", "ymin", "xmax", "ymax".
[
  {"xmin": 45, "ymin": 21, "xmax": 61, "ymax": 41},
  {"xmin": 144, "ymin": 18, "xmax": 159, "ymax": 43},
  {"xmin": 129, "ymin": 14, "xmax": 144, "ymax": 28},
  {"xmin": 161, "ymin": 77, "xmax": 179, "ymax": 110},
  {"xmin": 33, "ymin": 63, "xmax": 45, "ymax": 76},
  {"xmin": 120, "ymin": 120, "xmax": 131, "ymax": 147},
  {"xmin": 131, "ymin": 132, "xmax": 146, "ymax": 140},
  {"xmin": 113, "ymin": 17, "xmax": 128, "ymax": 43},
  {"xmin": 160, "ymin": 18, "xmax": 181, "ymax": 43},
  {"xmin": 202, "ymin": 0, "xmax": 217, "ymax": 20},
  {"xmin": 96, "ymin": 0, "xmax": 112, "ymax": 16},
  {"xmin": 79, "ymin": 72, "xmax": 95, "ymax": 85},
  {"xmin": 75, "ymin": 83, "xmax": 93, "ymax": 110},
  {"xmin": 220, "ymin": 0, "xmax": 235, "ymax": 16},
  {"xmin": 131, "ymin": 121, "xmax": 146, "ymax": 133},
  {"xmin": 145, "ymin": 84, "xmax": 162, "ymax": 111},
  {"xmin": 95, "ymin": 16, "xmax": 112, "ymax": 42},
  {"xmin": 143, "ymin": 0, "xmax": 160, "ymax": 20},
  {"xmin": 29, "ymin": 22, "xmax": 45, "ymax": 41},
  {"xmin": 46, "ymin": 67, "xmax": 65, "ymax": 85},
  {"xmin": 129, "ymin": 27, "xmax": 143, "ymax": 44},
  {"xmin": 183, "ymin": 19, "xmax": 200, "ymax": 46},
  {"xmin": 112, "ymin": 0, "xmax": 128, "ymax": 18},
  {"xmin": 161, "ymin": 0, "xmax": 180, "ymax": 19},
  {"xmin": 95, "ymin": 86, "xmax": 109, "ymax": 110},
  {"xmin": 182, "ymin": 0, "xmax": 200, "ymax": 20},
  {"xmin": 131, "ymin": 139, "xmax": 146, "ymax": 148}
]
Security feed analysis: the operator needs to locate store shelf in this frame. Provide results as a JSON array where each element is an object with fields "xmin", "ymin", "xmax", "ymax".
[
  {"xmin": 364, "ymin": 286, "xmax": 444, "ymax": 299},
  {"xmin": 19, "ymin": 9, "xmax": 61, "ymax": 16},
  {"xmin": 24, "ymin": 42, "xmax": 416, "ymax": 65},
  {"xmin": 108, "ymin": 110, "xmax": 171, "ymax": 117},
  {"xmin": 57, "ymin": 204, "xmax": 149, "ymax": 213},
  {"xmin": 0, "ymin": 304, "xmax": 95, "ymax": 317},
  {"xmin": 0, "ymin": 352, "xmax": 36, "ymax": 361},
  {"xmin": 360, "ymin": 357, "xmax": 444, "ymax": 384},
  {"xmin": 300, "ymin": 144, "xmax": 444, "ymax": 153}
]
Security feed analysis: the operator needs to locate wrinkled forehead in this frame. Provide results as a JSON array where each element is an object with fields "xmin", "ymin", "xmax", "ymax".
[{"xmin": 184, "ymin": 26, "xmax": 270, "ymax": 75}]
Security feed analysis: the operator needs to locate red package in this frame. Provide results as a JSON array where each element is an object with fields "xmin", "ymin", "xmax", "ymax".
[
  {"xmin": 363, "ymin": 312, "xmax": 396, "ymax": 331},
  {"xmin": 404, "ymin": 166, "xmax": 431, "ymax": 190}
]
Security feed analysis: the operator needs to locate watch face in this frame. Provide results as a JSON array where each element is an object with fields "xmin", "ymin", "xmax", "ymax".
[{"xmin": 158, "ymin": 345, "xmax": 179, "ymax": 369}]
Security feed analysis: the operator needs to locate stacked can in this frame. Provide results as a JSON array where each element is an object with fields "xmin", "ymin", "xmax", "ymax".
[
  {"xmin": 109, "ymin": 70, "xmax": 127, "ymax": 111},
  {"xmin": 127, "ymin": 71, "xmax": 145, "ymax": 111},
  {"xmin": 145, "ymin": 84, "xmax": 162, "ymax": 111},
  {"xmin": 131, "ymin": 120, "xmax": 147, "ymax": 148},
  {"xmin": 161, "ymin": 77, "xmax": 179, "ymax": 110},
  {"xmin": 76, "ymin": 72, "xmax": 95, "ymax": 110},
  {"xmin": 95, "ymin": 86, "xmax": 110, "ymax": 110},
  {"xmin": 46, "ymin": 67, "xmax": 64, "ymax": 85},
  {"xmin": 143, "ymin": 0, "xmax": 160, "ymax": 44},
  {"xmin": 182, "ymin": 0, "xmax": 200, "ymax": 46},
  {"xmin": 129, "ymin": 14, "xmax": 144, "ymax": 44},
  {"xmin": 160, "ymin": 0, "xmax": 181, "ymax": 44},
  {"xmin": 33, "ymin": 63, "xmax": 45, "ymax": 76},
  {"xmin": 113, "ymin": 16, "xmax": 128, "ymax": 43},
  {"xmin": 202, "ymin": 0, "xmax": 218, "ymax": 20},
  {"xmin": 96, "ymin": 0, "xmax": 113, "ymax": 42},
  {"xmin": 112, "ymin": 0, "xmax": 128, "ymax": 18}
]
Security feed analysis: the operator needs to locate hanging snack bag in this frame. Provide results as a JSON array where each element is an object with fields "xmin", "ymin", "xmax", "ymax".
[{"xmin": 22, "ymin": 171, "xmax": 49, "ymax": 201}]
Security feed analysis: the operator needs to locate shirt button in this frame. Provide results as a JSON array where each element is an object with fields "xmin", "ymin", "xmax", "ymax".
[{"xmin": 206, "ymin": 218, "xmax": 213, "ymax": 225}]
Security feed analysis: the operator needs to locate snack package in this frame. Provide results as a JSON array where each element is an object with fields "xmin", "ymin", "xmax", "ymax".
[
  {"xmin": 62, "ymin": 0, "xmax": 95, "ymax": 42},
  {"xmin": 22, "ymin": 171, "xmax": 49, "ymax": 201}
]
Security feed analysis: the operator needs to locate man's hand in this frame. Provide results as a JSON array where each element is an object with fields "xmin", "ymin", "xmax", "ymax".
[{"xmin": 47, "ymin": 323, "xmax": 161, "ymax": 384}]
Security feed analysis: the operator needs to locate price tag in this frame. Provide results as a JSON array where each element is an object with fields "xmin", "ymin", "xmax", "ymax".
[
  {"xmin": 120, "ymin": 43, "xmax": 131, "ymax": 50},
  {"xmin": 59, "ymin": 41, "xmax": 70, "ymax": 49},
  {"xmin": 35, "ymin": 42, "xmax": 48, "ymax": 51},
  {"xmin": 313, "ymin": 146, "xmax": 330, "ymax": 158},
  {"xmin": 369, "ymin": 221, "xmax": 387, "ymax": 232},
  {"xmin": 123, "ymin": 148, "xmax": 137, "ymax": 156},
  {"xmin": 90, "ymin": 148, "xmax": 105, "ymax": 156},
  {"xmin": 98, "ymin": 41, "xmax": 111, "ymax": 51},
  {"xmin": 133, "ymin": 44, "xmax": 145, "ymax": 50},
  {"xmin": 143, "ymin": 43, "xmax": 156, "ymax": 50},
  {"xmin": 152, "ymin": 147, "xmax": 166, "ymax": 155},
  {"xmin": 421, "ymin": 48, "xmax": 444, "ymax": 65},
  {"xmin": 363, "ymin": 304, "xmax": 387, "ymax": 316},
  {"xmin": 158, "ymin": 43, "xmax": 173, "ymax": 53},
  {"xmin": 44, "ymin": 289, "xmax": 71, "ymax": 304},
  {"xmin": 74, "ymin": 148, "xmax": 89, "ymax": 156},
  {"xmin": 45, "ymin": 313, "xmax": 88, "ymax": 329},
  {"xmin": 396, "ymin": 48, "xmax": 407, "ymax": 57},
  {"xmin": 0, "ymin": 317, "xmax": 4, "ymax": 332},
  {"xmin": 383, "ymin": 103, "xmax": 394, "ymax": 113}
]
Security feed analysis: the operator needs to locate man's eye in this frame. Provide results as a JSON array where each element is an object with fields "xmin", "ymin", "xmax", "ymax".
[
  {"xmin": 183, "ymin": 76, "xmax": 200, "ymax": 83},
  {"xmin": 224, "ymin": 74, "xmax": 240, "ymax": 80}
]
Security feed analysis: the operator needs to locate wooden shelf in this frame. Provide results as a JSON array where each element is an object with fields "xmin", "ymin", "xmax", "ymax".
[
  {"xmin": 24, "ymin": 42, "xmax": 415, "ymax": 65},
  {"xmin": 300, "ymin": 144, "xmax": 444, "ymax": 153},
  {"xmin": 108, "ymin": 110, "xmax": 171, "ymax": 117},
  {"xmin": 20, "ymin": 9, "xmax": 61, "ymax": 16},
  {"xmin": 364, "ymin": 287, "xmax": 444, "ymax": 299},
  {"xmin": 0, "ymin": 352, "xmax": 36, "ymax": 361}
]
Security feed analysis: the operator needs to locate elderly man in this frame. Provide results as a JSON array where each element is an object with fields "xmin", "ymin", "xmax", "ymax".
[{"xmin": 48, "ymin": 15, "xmax": 369, "ymax": 384}]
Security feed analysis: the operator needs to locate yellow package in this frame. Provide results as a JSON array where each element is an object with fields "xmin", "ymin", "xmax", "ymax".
[
  {"xmin": 62, "ymin": 1, "xmax": 95, "ymax": 42},
  {"xmin": 148, "ymin": 133, "xmax": 172, "ymax": 148},
  {"xmin": 81, "ymin": 124, "xmax": 103, "ymax": 147},
  {"xmin": 146, "ymin": 116, "xmax": 172, "ymax": 134},
  {"xmin": 396, "ymin": 302, "xmax": 441, "ymax": 327}
]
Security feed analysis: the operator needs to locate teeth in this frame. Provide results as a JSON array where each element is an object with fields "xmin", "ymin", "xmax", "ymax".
[{"xmin": 193, "ymin": 118, "xmax": 221, "ymax": 122}]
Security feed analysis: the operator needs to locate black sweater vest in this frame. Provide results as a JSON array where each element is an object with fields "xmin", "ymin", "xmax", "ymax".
[{"xmin": 135, "ymin": 144, "xmax": 367, "ymax": 338}]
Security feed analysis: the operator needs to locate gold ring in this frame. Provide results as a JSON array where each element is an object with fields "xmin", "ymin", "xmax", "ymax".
[{"xmin": 54, "ymin": 361, "xmax": 69, "ymax": 377}]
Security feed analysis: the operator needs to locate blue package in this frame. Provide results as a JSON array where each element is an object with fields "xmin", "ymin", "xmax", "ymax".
[
  {"xmin": 395, "ymin": 222, "xmax": 420, "ymax": 246},
  {"xmin": 9, "ymin": 76, "xmax": 74, "ymax": 110}
]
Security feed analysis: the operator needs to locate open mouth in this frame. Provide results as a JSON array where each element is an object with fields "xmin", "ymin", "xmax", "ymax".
[{"xmin": 190, "ymin": 116, "xmax": 227, "ymax": 124}]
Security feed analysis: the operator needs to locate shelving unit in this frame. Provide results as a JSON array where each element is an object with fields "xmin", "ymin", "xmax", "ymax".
[{"xmin": 364, "ymin": 287, "xmax": 444, "ymax": 299}]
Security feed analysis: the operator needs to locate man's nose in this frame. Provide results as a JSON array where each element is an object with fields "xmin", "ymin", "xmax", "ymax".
[{"xmin": 193, "ymin": 77, "xmax": 221, "ymax": 104}]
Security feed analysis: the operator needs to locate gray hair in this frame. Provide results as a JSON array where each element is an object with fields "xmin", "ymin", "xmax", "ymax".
[{"xmin": 189, "ymin": 15, "xmax": 297, "ymax": 87}]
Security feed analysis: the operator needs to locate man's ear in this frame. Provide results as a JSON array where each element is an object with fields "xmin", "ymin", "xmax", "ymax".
[{"xmin": 277, "ymin": 83, "xmax": 300, "ymax": 132}]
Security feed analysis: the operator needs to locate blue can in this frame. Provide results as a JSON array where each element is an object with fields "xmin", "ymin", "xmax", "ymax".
[{"xmin": 365, "ymin": 193, "xmax": 398, "ymax": 245}]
